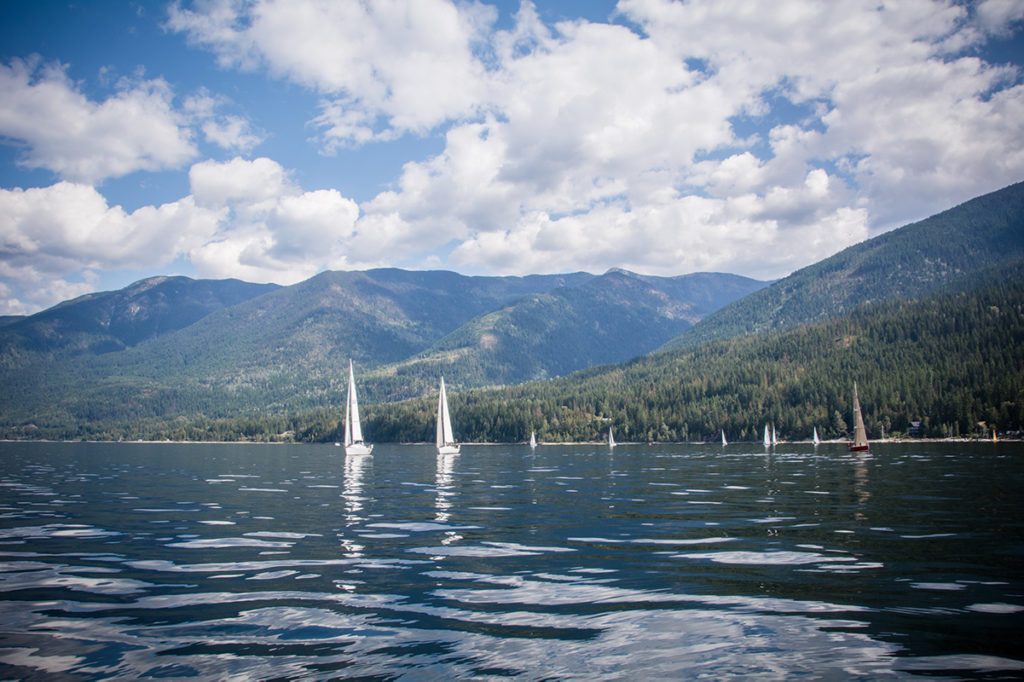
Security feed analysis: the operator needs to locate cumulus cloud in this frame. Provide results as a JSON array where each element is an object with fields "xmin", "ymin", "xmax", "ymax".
[
  {"xmin": 0, "ymin": 158, "xmax": 366, "ymax": 313},
  {"xmin": 0, "ymin": 58, "xmax": 198, "ymax": 184},
  {"xmin": 349, "ymin": 0, "xmax": 1024, "ymax": 276},
  {"xmin": 186, "ymin": 157, "xmax": 363, "ymax": 283},
  {"xmin": 0, "ymin": 182, "xmax": 222, "ymax": 313},
  {"xmin": 5, "ymin": 0, "xmax": 1024, "ymax": 313},
  {"xmin": 168, "ymin": 0, "xmax": 493, "ymax": 147}
]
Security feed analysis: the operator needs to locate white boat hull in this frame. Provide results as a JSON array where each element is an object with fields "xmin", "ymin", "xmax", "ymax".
[
  {"xmin": 345, "ymin": 443, "xmax": 373, "ymax": 456},
  {"xmin": 437, "ymin": 444, "xmax": 461, "ymax": 455}
]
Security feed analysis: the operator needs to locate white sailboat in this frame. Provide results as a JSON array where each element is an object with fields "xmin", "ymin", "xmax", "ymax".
[
  {"xmin": 772, "ymin": 424, "xmax": 778, "ymax": 446},
  {"xmin": 721, "ymin": 429, "xmax": 727, "ymax": 446},
  {"xmin": 812, "ymin": 426, "xmax": 820, "ymax": 446},
  {"xmin": 763, "ymin": 424, "xmax": 771, "ymax": 447},
  {"xmin": 608, "ymin": 426, "xmax": 616, "ymax": 448},
  {"xmin": 530, "ymin": 430, "xmax": 537, "ymax": 448},
  {"xmin": 344, "ymin": 359, "xmax": 372, "ymax": 456},
  {"xmin": 436, "ymin": 376, "xmax": 460, "ymax": 455}
]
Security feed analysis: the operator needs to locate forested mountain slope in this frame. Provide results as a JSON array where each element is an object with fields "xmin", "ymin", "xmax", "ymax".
[
  {"xmin": 14, "ymin": 261, "xmax": 1021, "ymax": 443},
  {"xmin": 343, "ymin": 261, "xmax": 1024, "ymax": 445},
  {"xmin": 0, "ymin": 268, "xmax": 762, "ymax": 434},
  {"xmin": 360, "ymin": 270, "xmax": 766, "ymax": 400},
  {"xmin": 663, "ymin": 180, "xmax": 1024, "ymax": 350}
]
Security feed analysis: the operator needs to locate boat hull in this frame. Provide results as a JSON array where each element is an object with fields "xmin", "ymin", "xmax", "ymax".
[
  {"xmin": 437, "ymin": 444, "xmax": 461, "ymax": 455},
  {"xmin": 848, "ymin": 444, "xmax": 869, "ymax": 452},
  {"xmin": 345, "ymin": 443, "xmax": 373, "ymax": 456}
]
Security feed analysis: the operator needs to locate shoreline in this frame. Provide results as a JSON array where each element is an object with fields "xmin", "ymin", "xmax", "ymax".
[{"xmin": 1, "ymin": 437, "xmax": 1015, "ymax": 446}]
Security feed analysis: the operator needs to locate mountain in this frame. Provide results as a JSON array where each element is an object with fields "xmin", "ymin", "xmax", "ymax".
[
  {"xmin": 0, "ymin": 276, "xmax": 279, "ymax": 357},
  {"xmin": 0, "ymin": 267, "xmax": 764, "ymax": 433},
  {"xmin": 342, "ymin": 260, "xmax": 1024, "ymax": 445},
  {"xmin": 366, "ymin": 270, "xmax": 766, "ymax": 398},
  {"xmin": 662, "ymin": 180, "xmax": 1024, "ymax": 350}
]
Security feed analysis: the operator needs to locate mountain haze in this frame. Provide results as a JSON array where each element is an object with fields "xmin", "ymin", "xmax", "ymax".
[
  {"xmin": 364, "ymin": 270, "xmax": 767, "ymax": 399},
  {"xmin": 0, "ymin": 276, "xmax": 278, "ymax": 357},
  {"xmin": 662, "ymin": 180, "xmax": 1024, "ymax": 350}
]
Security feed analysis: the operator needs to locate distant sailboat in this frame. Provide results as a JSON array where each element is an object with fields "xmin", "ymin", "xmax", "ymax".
[
  {"xmin": 608, "ymin": 426, "xmax": 616, "ymax": 448},
  {"xmin": 530, "ymin": 430, "xmax": 537, "ymax": 448},
  {"xmin": 848, "ymin": 381, "xmax": 869, "ymax": 452},
  {"xmin": 436, "ymin": 376, "xmax": 460, "ymax": 455},
  {"xmin": 721, "ymin": 429, "xmax": 727, "ymax": 446},
  {"xmin": 772, "ymin": 425, "xmax": 778, "ymax": 446},
  {"xmin": 812, "ymin": 427, "xmax": 820, "ymax": 446},
  {"xmin": 763, "ymin": 424, "xmax": 771, "ymax": 447},
  {"xmin": 344, "ymin": 360, "xmax": 372, "ymax": 456}
]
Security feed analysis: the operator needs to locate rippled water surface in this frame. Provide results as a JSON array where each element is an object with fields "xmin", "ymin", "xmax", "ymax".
[{"xmin": 0, "ymin": 441, "xmax": 1022, "ymax": 679}]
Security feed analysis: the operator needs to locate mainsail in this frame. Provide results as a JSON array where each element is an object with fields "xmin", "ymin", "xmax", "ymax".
[
  {"xmin": 436, "ymin": 377, "xmax": 460, "ymax": 455},
  {"xmin": 849, "ymin": 382, "xmax": 869, "ymax": 452},
  {"xmin": 344, "ymin": 360, "xmax": 372, "ymax": 455}
]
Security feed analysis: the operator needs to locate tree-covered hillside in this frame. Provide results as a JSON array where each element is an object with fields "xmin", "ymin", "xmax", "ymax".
[
  {"xmin": 0, "ymin": 268, "xmax": 761, "ymax": 431},
  {"xmin": 358, "ymin": 270, "xmax": 766, "ymax": 400},
  {"xmin": 14, "ymin": 262, "xmax": 1021, "ymax": 443}
]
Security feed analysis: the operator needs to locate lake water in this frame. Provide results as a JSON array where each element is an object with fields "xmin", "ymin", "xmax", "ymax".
[{"xmin": 0, "ymin": 441, "xmax": 1021, "ymax": 679}]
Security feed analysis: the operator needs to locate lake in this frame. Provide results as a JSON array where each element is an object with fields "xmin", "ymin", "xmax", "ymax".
[{"xmin": 0, "ymin": 440, "xmax": 1021, "ymax": 679}]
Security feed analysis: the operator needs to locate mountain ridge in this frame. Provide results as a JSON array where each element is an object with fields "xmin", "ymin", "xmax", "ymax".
[{"xmin": 661, "ymin": 180, "xmax": 1024, "ymax": 350}]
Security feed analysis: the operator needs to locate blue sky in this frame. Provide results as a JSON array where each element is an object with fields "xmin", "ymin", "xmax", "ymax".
[{"xmin": 1, "ymin": 0, "xmax": 1023, "ymax": 314}]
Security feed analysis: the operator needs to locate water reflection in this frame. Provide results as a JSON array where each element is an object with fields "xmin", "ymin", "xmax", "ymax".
[
  {"xmin": 340, "ymin": 454, "xmax": 371, "ymax": 558},
  {"xmin": 435, "ymin": 453, "xmax": 461, "ymax": 546},
  {"xmin": 853, "ymin": 452, "xmax": 871, "ymax": 521}
]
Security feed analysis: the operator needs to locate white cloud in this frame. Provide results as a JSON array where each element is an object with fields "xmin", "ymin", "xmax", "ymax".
[
  {"xmin": 168, "ymin": 0, "xmax": 494, "ymax": 147},
  {"xmin": 0, "ymin": 157, "xmax": 366, "ymax": 312},
  {"xmin": 0, "ymin": 182, "xmax": 222, "ymax": 313},
  {"xmin": 0, "ymin": 58, "xmax": 198, "ymax": 184},
  {"xmin": 5, "ymin": 0, "xmax": 1024, "ymax": 313},
  {"xmin": 185, "ymin": 157, "xmax": 363, "ymax": 283},
  {"xmin": 353, "ymin": 0, "xmax": 1024, "ymax": 278},
  {"xmin": 183, "ymin": 90, "xmax": 264, "ymax": 152}
]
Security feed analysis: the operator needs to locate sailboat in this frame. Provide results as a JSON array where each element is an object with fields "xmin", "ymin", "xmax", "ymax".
[
  {"xmin": 848, "ymin": 381, "xmax": 869, "ymax": 452},
  {"xmin": 530, "ymin": 430, "xmax": 537, "ymax": 448},
  {"xmin": 436, "ymin": 376, "xmax": 460, "ymax": 455},
  {"xmin": 772, "ymin": 425, "xmax": 778, "ymax": 446},
  {"xmin": 812, "ymin": 426, "xmax": 820, "ymax": 446},
  {"xmin": 763, "ymin": 424, "xmax": 771, "ymax": 447},
  {"xmin": 608, "ymin": 426, "xmax": 616, "ymax": 448},
  {"xmin": 344, "ymin": 360, "xmax": 372, "ymax": 456},
  {"xmin": 721, "ymin": 429, "xmax": 727, "ymax": 446}
]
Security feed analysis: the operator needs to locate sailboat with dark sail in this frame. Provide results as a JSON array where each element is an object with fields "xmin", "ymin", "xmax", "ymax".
[{"xmin": 848, "ymin": 381, "xmax": 869, "ymax": 452}]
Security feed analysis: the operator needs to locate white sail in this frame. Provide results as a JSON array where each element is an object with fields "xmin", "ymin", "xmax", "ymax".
[
  {"xmin": 344, "ymin": 360, "xmax": 372, "ymax": 455},
  {"xmin": 849, "ymin": 381, "xmax": 869, "ymax": 451},
  {"xmin": 812, "ymin": 427, "xmax": 820, "ymax": 446},
  {"xmin": 772, "ymin": 425, "xmax": 778, "ymax": 445},
  {"xmin": 608, "ymin": 425, "xmax": 616, "ymax": 448},
  {"xmin": 436, "ymin": 376, "xmax": 460, "ymax": 455},
  {"xmin": 721, "ymin": 429, "xmax": 727, "ymax": 446},
  {"xmin": 530, "ymin": 430, "xmax": 537, "ymax": 448},
  {"xmin": 763, "ymin": 424, "xmax": 771, "ymax": 447}
]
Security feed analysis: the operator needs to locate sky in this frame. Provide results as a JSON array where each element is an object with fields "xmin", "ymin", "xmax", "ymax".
[{"xmin": 1, "ymin": 0, "xmax": 1023, "ymax": 315}]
